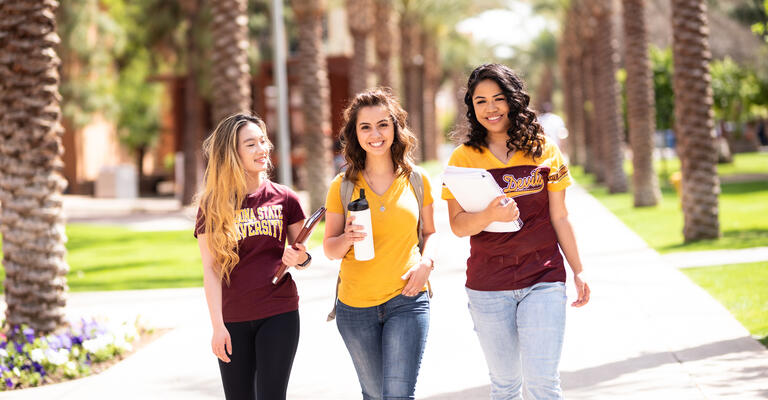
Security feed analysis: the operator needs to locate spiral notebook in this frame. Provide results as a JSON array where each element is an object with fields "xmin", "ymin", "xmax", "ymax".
[{"xmin": 442, "ymin": 166, "xmax": 523, "ymax": 233}]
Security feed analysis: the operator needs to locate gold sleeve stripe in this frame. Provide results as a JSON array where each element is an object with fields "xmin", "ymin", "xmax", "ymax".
[{"xmin": 548, "ymin": 165, "xmax": 569, "ymax": 183}]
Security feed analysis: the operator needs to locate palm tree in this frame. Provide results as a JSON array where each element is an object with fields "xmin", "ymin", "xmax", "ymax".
[
  {"xmin": 0, "ymin": 0, "xmax": 69, "ymax": 334},
  {"xmin": 421, "ymin": 28, "xmax": 440, "ymax": 161},
  {"xmin": 623, "ymin": 0, "xmax": 661, "ymax": 206},
  {"xmin": 527, "ymin": 31, "xmax": 557, "ymax": 112},
  {"xmin": 404, "ymin": 0, "xmax": 494, "ymax": 161},
  {"xmin": 593, "ymin": 0, "xmax": 627, "ymax": 193},
  {"xmin": 347, "ymin": 0, "xmax": 374, "ymax": 95},
  {"xmin": 399, "ymin": 4, "xmax": 423, "ymax": 160},
  {"xmin": 559, "ymin": 5, "xmax": 585, "ymax": 166},
  {"xmin": 577, "ymin": 0, "xmax": 600, "ymax": 178},
  {"xmin": 374, "ymin": 0, "xmax": 397, "ymax": 90},
  {"xmin": 293, "ymin": 0, "xmax": 333, "ymax": 211},
  {"xmin": 671, "ymin": 0, "xmax": 720, "ymax": 240},
  {"xmin": 180, "ymin": 0, "xmax": 205, "ymax": 206},
  {"xmin": 209, "ymin": 0, "xmax": 252, "ymax": 123}
]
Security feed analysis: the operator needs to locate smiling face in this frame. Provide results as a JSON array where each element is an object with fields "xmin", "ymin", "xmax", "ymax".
[
  {"xmin": 355, "ymin": 105, "xmax": 395, "ymax": 157},
  {"xmin": 236, "ymin": 122, "xmax": 270, "ymax": 175},
  {"xmin": 471, "ymin": 79, "xmax": 511, "ymax": 135}
]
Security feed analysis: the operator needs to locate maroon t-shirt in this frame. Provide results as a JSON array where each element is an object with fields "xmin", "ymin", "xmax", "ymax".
[
  {"xmin": 467, "ymin": 164, "xmax": 566, "ymax": 291},
  {"xmin": 195, "ymin": 180, "xmax": 305, "ymax": 322},
  {"xmin": 442, "ymin": 141, "xmax": 572, "ymax": 291}
]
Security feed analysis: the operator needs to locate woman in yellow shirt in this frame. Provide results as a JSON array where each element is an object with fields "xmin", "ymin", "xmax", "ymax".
[{"xmin": 323, "ymin": 88, "xmax": 436, "ymax": 399}]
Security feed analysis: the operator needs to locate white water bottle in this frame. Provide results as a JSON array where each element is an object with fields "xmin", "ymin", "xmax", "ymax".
[{"xmin": 348, "ymin": 188, "xmax": 375, "ymax": 261}]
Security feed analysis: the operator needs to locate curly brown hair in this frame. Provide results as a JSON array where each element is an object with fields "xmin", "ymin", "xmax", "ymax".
[
  {"xmin": 340, "ymin": 87, "xmax": 417, "ymax": 182},
  {"xmin": 457, "ymin": 64, "xmax": 544, "ymax": 159}
]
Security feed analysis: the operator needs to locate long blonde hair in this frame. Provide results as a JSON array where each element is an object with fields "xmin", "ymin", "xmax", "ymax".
[{"xmin": 197, "ymin": 113, "xmax": 272, "ymax": 285}]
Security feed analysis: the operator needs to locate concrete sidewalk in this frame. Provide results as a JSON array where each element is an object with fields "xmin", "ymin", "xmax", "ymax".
[{"xmin": 5, "ymin": 186, "xmax": 768, "ymax": 399}]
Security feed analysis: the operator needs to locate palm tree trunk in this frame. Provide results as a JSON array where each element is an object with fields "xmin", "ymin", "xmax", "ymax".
[
  {"xmin": 347, "ymin": 0, "xmax": 374, "ymax": 95},
  {"xmin": 671, "ymin": 0, "xmax": 720, "ymax": 240},
  {"xmin": 594, "ymin": 0, "xmax": 628, "ymax": 193},
  {"xmin": 583, "ymin": 37, "xmax": 602, "ymax": 179},
  {"xmin": 374, "ymin": 0, "xmax": 397, "ymax": 90},
  {"xmin": 623, "ymin": 0, "xmax": 661, "ymax": 206},
  {"xmin": 294, "ymin": 0, "xmax": 333, "ymax": 211},
  {"xmin": 181, "ymin": 0, "xmax": 204, "ymax": 206},
  {"xmin": 560, "ymin": 6, "xmax": 585, "ymax": 166},
  {"xmin": 452, "ymin": 71, "xmax": 468, "ymax": 139},
  {"xmin": 0, "ymin": 0, "xmax": 69, "ymax": 334},
  {"xmin": 535, "ymin": 66, "xmax": 554, "ymax": 112},
  {"xmin": 400, "ymin": 11, "xmax": 423, "ymax": 162},
  {"xmin": 421, "ymin": 30, "xmax": 439, "ymax": 161},
  {"xmin": 577, "ymin": 0, "xmax": 600, "ymax": 177},
  {"xmin": 209, "ymin": 0, "xmax": 252, "ymax": 123}
]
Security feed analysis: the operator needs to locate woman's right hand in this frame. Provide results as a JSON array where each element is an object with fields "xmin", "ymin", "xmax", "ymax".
[
  {"xmin": 485, "ymin": 195, "xmax": 519, "ymax": 223},
  {"xmin": 211, "ymin": 325, "xmax": 232, "ymax": 363},
  {"xmin": 342, "ymin": 214, "xmax": 366, "ymax": 245}
]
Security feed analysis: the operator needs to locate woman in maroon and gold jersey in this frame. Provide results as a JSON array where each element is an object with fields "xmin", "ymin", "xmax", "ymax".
[{"xmin": 442, "ymin": 64, "xmax": 590, "ymax": 400}]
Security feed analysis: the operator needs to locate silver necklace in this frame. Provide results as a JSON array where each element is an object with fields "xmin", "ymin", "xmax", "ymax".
[{"xmin": 363, "ymin": 170, "xmax": 387, "ymax": 212}]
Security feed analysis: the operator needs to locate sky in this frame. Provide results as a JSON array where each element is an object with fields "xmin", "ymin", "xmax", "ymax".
[{"xmin": 456, "ymin": 1, "xmax": 557, "ymax": 58}]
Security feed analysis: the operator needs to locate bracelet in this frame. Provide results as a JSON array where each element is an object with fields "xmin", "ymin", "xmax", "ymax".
[{"xmin": 296, "ymin": 252, "xmax": 312, "ymax": 268}]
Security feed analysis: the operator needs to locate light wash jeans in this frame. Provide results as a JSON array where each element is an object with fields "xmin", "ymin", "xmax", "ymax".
[
  {"xmin": 336, "ymin": 291, "xmax": 430, "ymax": 400},
  {"xmin": 466, "ymin": 281, "xmax": 567, "ymax": 400}
]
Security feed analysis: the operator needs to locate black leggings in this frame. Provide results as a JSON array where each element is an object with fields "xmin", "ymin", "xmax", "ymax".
[{"xmin": 218, "ymin": 310, "xmax": 300, "ymax": 400}]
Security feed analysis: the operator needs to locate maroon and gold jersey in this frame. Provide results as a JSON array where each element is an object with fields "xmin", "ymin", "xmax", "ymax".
[{"xmin": 441, "ymin": 137, "xmax": 572, "ymax": 291}]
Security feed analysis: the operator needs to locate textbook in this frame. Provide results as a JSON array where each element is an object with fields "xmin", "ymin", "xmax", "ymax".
[{"xmin": 442, "ymin": 166, "xmax": 523, "ymax": 233}]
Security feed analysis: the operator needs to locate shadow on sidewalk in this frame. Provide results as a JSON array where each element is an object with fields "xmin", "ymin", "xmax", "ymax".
[{"xmin": 561, "ymin": 336, "xmax": 768, "ymax": 391}]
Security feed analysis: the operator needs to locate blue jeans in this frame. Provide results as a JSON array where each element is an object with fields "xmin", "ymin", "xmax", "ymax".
[
  {"xmin": 336, "ymin": 292, "xmax": 430, "ymax": 400},
  {"xmin": 466, "ymin": 281, "xmax": 567, "ymax": 400}
]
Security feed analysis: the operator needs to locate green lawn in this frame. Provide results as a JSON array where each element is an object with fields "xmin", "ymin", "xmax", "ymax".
[
  {"xmin": 0, "ymin": 221, "xmax": 327, "ymax": 292},
  {"xmin": 0, "ymin": 225, "xmax": 201, "ymax": 291},
  {"xmin": 572, "ymin": 152, "xmax": 768, "ymax": 253},
  {"xmin": 681, "ymin": 261, "xmax": 768, "ymax": 347}
]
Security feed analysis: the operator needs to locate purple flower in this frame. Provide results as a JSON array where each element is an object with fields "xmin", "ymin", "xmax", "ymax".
[
  {"xmin": 14, "ymin": 343, "xmax": 23, "ymax": 354},
  {"xmin": 0, "ymin": 364, "xmax": 9, "ymax": 372},
  {"xmin": 5, "ymin": 378, "xmax": 12, "ymax": 388},
  {"xmin": 71, "ymin": 335, "xmax": 83, "ymax": 346},
  {"xmin": 60, "ymin": 335, "xmax": 72, "ymax": 349},
  {"xmin": 33, "ymin": 362, "xmax": 44, "ymax": 375},
  {"xmin": 22, "ymin": 327, "xmax": 34, "ymax": 343},
  {"xmin": 0, "ymin": 341, "xmax": 6, "ymax": 349}
]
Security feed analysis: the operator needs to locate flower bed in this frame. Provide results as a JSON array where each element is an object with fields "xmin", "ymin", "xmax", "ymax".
[{"xmin": 0, "ymin": 317, "xmax": 150, "ymax": 390}]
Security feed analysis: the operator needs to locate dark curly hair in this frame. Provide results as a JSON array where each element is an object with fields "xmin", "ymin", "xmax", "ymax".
[
  {"xmin": 458, "ymin": 64, "xmax": 544, "ymax": 159},
  {"xmin": 340, "ymin": 87, "xmax": 417, "ymax": 182}
]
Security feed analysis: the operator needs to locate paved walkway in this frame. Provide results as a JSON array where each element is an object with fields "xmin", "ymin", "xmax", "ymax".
[{"xmin": 5, "ymin": 185, "xmax": 768, "ymax": 399}]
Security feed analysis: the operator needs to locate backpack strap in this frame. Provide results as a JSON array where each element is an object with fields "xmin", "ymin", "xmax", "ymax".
[
  {"xmin": 408, "ymin": 167, "xmax": 432, "ymax": 298},
  {"xmin": 328, "ymin": 176, "xmax": 355, "ymax": 321},
  {"xmin": 340, "ymin": 177, "xmax": 355, "ymax": 219},
  {"xmin": 408, "ymin": 168, "xmax": 425, "ymax": 253}
]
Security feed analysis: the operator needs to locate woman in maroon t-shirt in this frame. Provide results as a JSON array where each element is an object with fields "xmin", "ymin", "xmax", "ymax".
[
  {"xmin": 195, "ymin": 114, "xmax": 310, "ymax": 400},
  {"xmin": 445, "ymin": 64, "xmax": 591, "ymax": 399}
]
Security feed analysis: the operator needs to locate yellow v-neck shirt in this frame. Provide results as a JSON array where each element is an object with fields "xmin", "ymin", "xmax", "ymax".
[{"xmin": 325, "ymin": 167, "xmax": 433, "ymax": 307}]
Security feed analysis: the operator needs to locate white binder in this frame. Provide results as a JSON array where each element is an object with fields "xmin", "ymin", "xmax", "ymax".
[{"xmin": 441, "ymin": 166, "xmax": 523, "ymax": 233}]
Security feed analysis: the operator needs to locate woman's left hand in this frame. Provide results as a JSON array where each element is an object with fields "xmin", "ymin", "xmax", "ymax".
[
  {"xmin": 571, "ymin": 272, "xmax": 590, "ymax": 307},
  {"xmin": 400, "ymin": 257, "xmax": 433, "ymax": 296},
  {"xmin": 282, "ymin": 243, "xmax": 308, "ymax": 268}
]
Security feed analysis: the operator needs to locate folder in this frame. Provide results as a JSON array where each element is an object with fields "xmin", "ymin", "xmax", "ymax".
[
  {"xmin": 442, "ymin": 166, "xmax": 523, "ymax": 233},
  {"xmin": 272, "ymin": 207, "xmax": 327, "ymax": 284}
]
